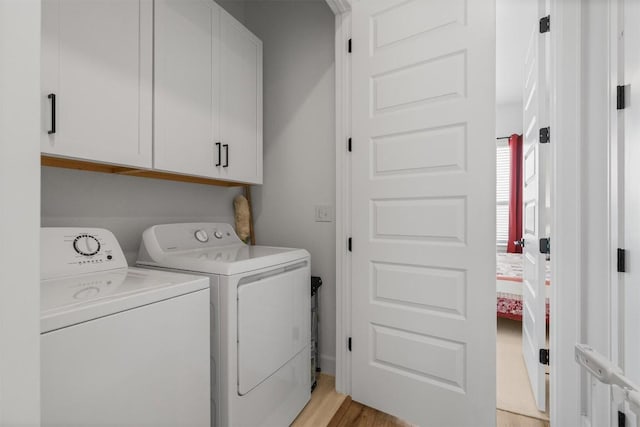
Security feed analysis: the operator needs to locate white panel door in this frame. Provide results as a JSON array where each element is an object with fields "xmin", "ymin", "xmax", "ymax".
[
  {"xmin": 521, "ymin": 11, "xmax": 549, "ymax": 412},
  {"xmin": 41, "ymin": 0, "xmax": 152, "ymax": 168},
  {"xmin": 154, "ymin": 0, "xmax": 221, "ymax": 178},
  {"xmin": 219, "ymin": 9, "xmax": 263, "ymax": 184},
  {"xmin": 350, "ymin": 0, "xmax": 496, "ymax": 425}
]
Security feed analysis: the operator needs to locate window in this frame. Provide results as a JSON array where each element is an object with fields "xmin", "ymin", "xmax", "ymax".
[{"xmin": 496, "ymin": 141, "xmax": 511, "ymax": 248}]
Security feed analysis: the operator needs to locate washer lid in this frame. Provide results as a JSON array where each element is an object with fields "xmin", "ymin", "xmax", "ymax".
[
  {"xmin": 40, "ymin": 267, "xmax": 209, "ymax": 333},
  {"xmin": 137, "ymin": 223, "xmax": 310, "ymax": 275}
]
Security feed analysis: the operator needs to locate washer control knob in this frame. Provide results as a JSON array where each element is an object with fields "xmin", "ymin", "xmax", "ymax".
[
  {"xmin": 73, "ymin": 234, "xmax": 101, "ymax": 256},
  {"xmin": 214, "ymin": 231, "xmax": 223, "ymax": 239},
  {"xmin": 194, "ymin": 229, "xmax": 209, "ymax": 243}
]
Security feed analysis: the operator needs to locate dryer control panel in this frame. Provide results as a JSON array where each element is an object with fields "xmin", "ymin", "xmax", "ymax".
[
  {"xmin": 41, "ymin": 228, "xmax": 127, "ymax": 280},
  {"xmin": 143, "ymin": 223, "xmax": 244, "ymax": 253}
]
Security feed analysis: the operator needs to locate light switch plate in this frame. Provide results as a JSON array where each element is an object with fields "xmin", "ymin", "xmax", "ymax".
[{"xmin": 314, "ymin": 205, "xmax": 334, "ymax": 222}]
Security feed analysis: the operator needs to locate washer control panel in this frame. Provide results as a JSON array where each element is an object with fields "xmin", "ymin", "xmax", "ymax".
[{"xmin": 41, "ymin": 227, "xmax": 127, "ymax": 280}]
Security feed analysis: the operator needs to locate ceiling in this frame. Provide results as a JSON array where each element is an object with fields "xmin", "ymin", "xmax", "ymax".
[{"xmin": 496, "ymin": 0, "xmax": 537, "ymax": 106}]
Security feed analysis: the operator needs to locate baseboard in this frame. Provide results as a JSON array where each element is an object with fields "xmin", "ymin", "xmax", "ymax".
[{"xmin": 320, "ymin": 354, "xmax": 336, "ymax": 376}]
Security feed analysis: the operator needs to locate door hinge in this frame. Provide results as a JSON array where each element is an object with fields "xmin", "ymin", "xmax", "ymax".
[
  {"xmin": 348, "ymin": 337, "xmax": 352, "ymax": 352},
  {"xmin": 539, "ymin": 237, "xmax": 550, "ymax": 255},
  {"xmin": 617, "ymin": 85, "xmax": 627, "ymax": 110},
  {"xmin": 618, "ymin": 410, "xmax": 626, "ymax": 427},
  {"xmin": 539, "ymin": 348, "xmax": 550, "ymax": 365},
  {"xmin": 348, "ymin": 237, "xmax": 352, "ymax": 252},
  {"xmin": 539, "ymin": 15, "xmax": 550, "ymax": 33},
  {"xmin": 539, "ymin": 127, "xmax": 550, "ymax": 144},
  {"xmin": 348, "ymin": 38, "xmax": 352, "ymax": 53},
  {"xmin": 618, "ymin": 248, "xmax": 626, "ymax": 273},
  {"xmin": 348, "ymin": 137, "xmax": 352, "ymax": 152}
]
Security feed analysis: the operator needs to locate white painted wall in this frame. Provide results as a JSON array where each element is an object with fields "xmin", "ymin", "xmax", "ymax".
[
  {"xmin": 496, "ymin": 102, "xmax": 523, "ymax": 137},
  {"xmin": 496, "ymin": 0, "xmax": 536, "ymax": 105},
  {"xmin": 42, "ymin": 168, "xmax": 241, "ymax": 264},
  {"xmin": 0, "ymin": 0, "xmax": 41, "ymax": 424},
  {"xmin": 243, "ymin": 0, "xmax": 337, "ymax": 374},
  {"xmin": 217, "ymin": 0, "xmax": 246, "ymax": 24}
]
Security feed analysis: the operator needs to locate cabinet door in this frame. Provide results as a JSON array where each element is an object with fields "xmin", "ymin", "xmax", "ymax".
[
  {"xmin": 219, "ymin": 10, "xmax": 263, "ymax": 184},
  {"xmin": 41, "ymin": 0, "xmax": 152, "ymax": 168},
  {"xmin": 154, "ymin": 0, "xmax": 221, "ymax": 178}
]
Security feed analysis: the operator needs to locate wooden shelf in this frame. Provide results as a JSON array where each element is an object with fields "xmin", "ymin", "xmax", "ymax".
[
  {"xmin": 41, "ymin": 155, "xmax": 257, "ymax": 244},
  {"xmin": 41, "ymin": 155, "xmax": 245, "ymax": 188}
]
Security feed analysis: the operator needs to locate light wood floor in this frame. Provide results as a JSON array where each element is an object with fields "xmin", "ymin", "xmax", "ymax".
[
  {"xmin": 292, "ymin": 374, "xmax": 550, "ymax": 427},
  {"xmin": 291, "ymin": 374, "xmax": 348, "ymax": 427}
]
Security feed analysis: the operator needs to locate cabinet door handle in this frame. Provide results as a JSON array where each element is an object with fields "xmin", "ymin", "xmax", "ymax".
[
  {"xmin": 47, "ymin": 93, "xmax": 56, "ymax": 134},
  {"xmin": 223, "ymin": 144, "xmax": 229, "ymax": 168},
  {"xmin": 215, "ymin": 142, "xmax": 221, "ymax": 166}
]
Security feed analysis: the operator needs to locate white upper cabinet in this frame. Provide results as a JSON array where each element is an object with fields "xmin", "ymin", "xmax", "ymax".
[
  {"xmin": 154, "ymin": 0, "xmax": 263, "ymax": 184},
  {"xmin": 154, "ymin": 0, "xmax": 221, "ymax": 179},
  {"xmin": 41, "ymin": 0, "xmax": 262, "ymax": 184},
  {"xmin": 41, "ymin": 0, "xmax": 153, "ymax": 168},
  {"xmin": 218, "ymin": 9, "xmax": 263, "ymax": 184}
]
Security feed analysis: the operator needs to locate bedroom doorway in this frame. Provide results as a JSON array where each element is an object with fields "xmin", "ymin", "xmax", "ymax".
[{"xmin": 495, "ymin": 0, "xmax": 551, "ymax": 423}]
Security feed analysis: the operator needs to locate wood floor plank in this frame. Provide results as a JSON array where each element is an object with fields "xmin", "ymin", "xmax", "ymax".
[
  {"xmin": 327, "ymin": 396, "xmax": 353, "ymax": 427},
  {"xmin": 291, "ymin": 374, "xmax": 347, "ymax": 427},
  {"xmin": 336, "ymin": 402, "xmax": 365, "ymax": 427},
  {"xmin": 496, "ymin": 409, "xmax": 550, "ymax": 427},
  {"xmin": 297, "ymin": 375, "xmax": 549, "ymax": 427}
]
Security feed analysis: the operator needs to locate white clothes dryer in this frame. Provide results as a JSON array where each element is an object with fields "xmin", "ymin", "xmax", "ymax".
[
  {"xmin": 137, "ymin": 223, "xmax": 311, "ymax": 427},
  {"xmin": 40, "ymin": 227, "xmax": 211, "ymax": 427}
]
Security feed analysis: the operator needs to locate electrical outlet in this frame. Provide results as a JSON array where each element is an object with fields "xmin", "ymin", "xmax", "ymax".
[{"xmin": 314, "ymin": 205, "xmax": 333, "ymax": 222}]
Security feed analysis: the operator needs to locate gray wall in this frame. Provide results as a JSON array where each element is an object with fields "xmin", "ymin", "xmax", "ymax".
[
  {"xmin": 1, "ymin": 0, "xmax": 41, "ymax": 423},
  {"xmin": 42, "ymin": 167, "xmax": 241, "ymax": 264},
  {"xmin": 244, "ymin": 1, "xmax": 337, "ymax": 374},
  {"xmin": 217, "ymin": 0, "xmax": 246, "ymax": 24}
]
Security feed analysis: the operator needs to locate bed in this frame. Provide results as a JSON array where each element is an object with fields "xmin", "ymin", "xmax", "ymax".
[{"xmin": 496, "ymin": 252, "xmax": 550, "ymax": 322}]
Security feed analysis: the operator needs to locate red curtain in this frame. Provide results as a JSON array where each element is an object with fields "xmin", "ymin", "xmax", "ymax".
[{"xmin": 507, "ymin": 134, "xmax": 523, "ymax": 253}]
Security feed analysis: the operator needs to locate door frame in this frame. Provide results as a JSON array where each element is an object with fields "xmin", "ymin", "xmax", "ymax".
[
  {"xmin": 332, "ymin": 1, "xmax": 583, "ymax": 425},
  {"xmin": 548, "ymin": 1, "xmax": 583, "ymax": 425},
  {"xmin": 330, "ymin": 2, "xmax": 351, "ymax": 394}
]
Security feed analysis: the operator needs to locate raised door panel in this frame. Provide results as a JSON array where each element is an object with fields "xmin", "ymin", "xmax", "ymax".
[
  {"xmin": 41, "ymin": 0, "xmax": 152, "ymax": 168},
  {"xmin": 219, "ymin": 10, "xmax": 263, "ymax": 184},
  {"xmin": 154, "ymin": 0, "xmax": 221, "ymax": 178}
]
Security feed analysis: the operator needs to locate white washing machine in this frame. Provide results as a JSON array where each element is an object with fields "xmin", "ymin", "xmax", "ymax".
[
  {"xmin": 41, "ymin": 227, "xmax": 211, "ymax": 427},
  {"xmin": 137, "ymin": 223, "xmax": 311, "ymax": 427}
]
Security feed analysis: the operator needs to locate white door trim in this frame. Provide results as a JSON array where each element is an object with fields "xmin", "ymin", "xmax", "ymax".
[
  {"xmin": 333, "ymin": 8, "xmax": 351, "ymax": 395},
  {"xmin": 549, "ymin": 0, "xmax": 583, "ymax": 425},
  {"xmin": 608, "ymin": 0, "xmax": 623, "ymax": 376},
  {"xmin": 325, "ymin": 0, "xmax": 351, "ymax": 15}
]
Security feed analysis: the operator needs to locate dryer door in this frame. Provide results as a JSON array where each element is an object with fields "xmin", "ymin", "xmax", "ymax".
[{"xmin": 237, "ymin": 262, "xmax": 310, "ymax": 395}]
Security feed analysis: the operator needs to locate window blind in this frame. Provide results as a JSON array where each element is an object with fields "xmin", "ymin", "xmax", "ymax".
[{"xmin": 496, "ymin": 143, "xmax": 511, "ymax": 245}]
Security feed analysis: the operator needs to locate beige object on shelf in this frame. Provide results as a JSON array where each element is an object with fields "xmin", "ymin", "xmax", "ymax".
[{"xmin": 234, "ymin": 194, "xmax": 251, "ymax": 244}]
